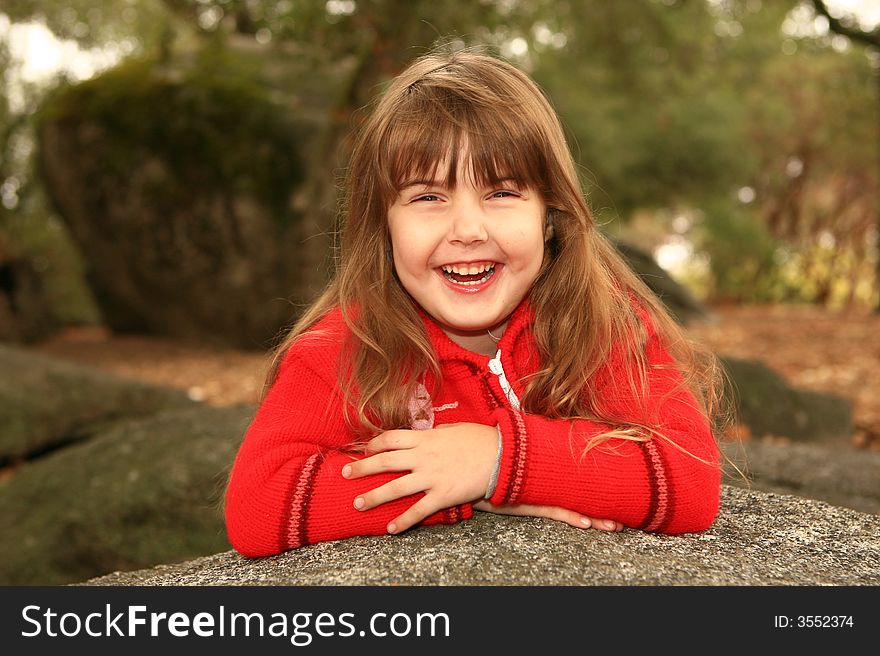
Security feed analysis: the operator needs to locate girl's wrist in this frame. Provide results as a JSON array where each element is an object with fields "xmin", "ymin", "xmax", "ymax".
[{"xmin": 484, "ymin": 426, "xmax": 503, "ymax": 499}]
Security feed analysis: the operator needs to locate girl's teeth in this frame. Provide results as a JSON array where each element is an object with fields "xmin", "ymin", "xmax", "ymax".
[
  {"xmin": 443, "ymin": 263, "xmax": 493, "ymax": 274},
  {"xmin": 441, "ymin": 264, "xmax": 497, "ymax": 285}
]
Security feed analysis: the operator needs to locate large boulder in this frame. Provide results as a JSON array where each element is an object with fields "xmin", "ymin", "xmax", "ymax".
[
  {"xmin": 0, "ymin": 404, "xmax": 252, "ymax": 586},
  {"xmin": 36, "ymin": 53, "xmax": 321, "ymax": 348},
  {"xmin": 721, "ymin": 356, "xmax": 853, "ymax": 444},
  {"xmin": 83, "ymin": 486, "xmax": 879, "ymax": 586},
  {"xmin": 0, "ymin": 345, "xmax": 193, "ymax": 465}
]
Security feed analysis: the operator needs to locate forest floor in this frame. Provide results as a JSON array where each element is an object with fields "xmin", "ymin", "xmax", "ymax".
[{"xmin": 31, "ymin": 302, "xmax": 880, "ymax": 451}]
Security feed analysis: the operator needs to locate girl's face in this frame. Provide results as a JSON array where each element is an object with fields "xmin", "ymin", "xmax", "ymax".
[{"xmin": 387, "ymin": 156, "xmax": 546, "ymax": 344}]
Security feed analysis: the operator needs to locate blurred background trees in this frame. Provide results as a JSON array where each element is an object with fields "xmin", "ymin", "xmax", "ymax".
[{"xmin": 0, "ymin": 0, "xmax": 877, "ymax": 347}]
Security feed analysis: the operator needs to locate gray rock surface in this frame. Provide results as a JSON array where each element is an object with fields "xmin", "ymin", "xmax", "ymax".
[
  {"xmin": 83, "ymin": 486, "xmax": 880, "ymax": 586},
  {"xmin": 0, "ymin": 344, "xmax": 193, "ymax": 463}
]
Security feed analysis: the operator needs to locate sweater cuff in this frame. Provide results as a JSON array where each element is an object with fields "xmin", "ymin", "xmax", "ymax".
[
  {"xmin": 488, "ymin": 408, "xmax": 526, "ymax": 506},
  {"xmin": 421, "ymin": 503, "xmax": 474, "ymax": 526}
]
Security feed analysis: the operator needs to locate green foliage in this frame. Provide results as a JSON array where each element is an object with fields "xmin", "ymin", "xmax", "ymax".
[
  {"xmin": 37, "ymin": 46, "xmax": 306, "ymax": 220},
  {"xmin": 696, "ymin": 202, "xmax": 790, "ymax": 303},
  {"xmin": 532, "ymin": 0, "xmax": 754, "ymax": 217}
]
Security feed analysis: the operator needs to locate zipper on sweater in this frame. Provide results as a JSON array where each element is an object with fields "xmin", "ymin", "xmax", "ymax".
[{"xmin": 488, "ymin": 349, "xmax": 521, "ymax": 410}]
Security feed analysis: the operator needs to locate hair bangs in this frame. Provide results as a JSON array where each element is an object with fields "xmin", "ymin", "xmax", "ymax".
[{"xmin": 377, "ymin": 84, "xmax": 549, "ymax": 205}]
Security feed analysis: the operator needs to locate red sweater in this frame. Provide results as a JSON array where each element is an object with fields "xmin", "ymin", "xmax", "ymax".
[{"xmin": 225, "ymin": 300, "xmax": 721, "ymax": 557}]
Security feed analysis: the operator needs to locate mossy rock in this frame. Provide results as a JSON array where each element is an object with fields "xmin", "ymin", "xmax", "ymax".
[
  {"xmin": 36, "ymin": 50, "xmax": 321, "ymax": 348},
  {"xmin": 0, "ymin": 404, "xmax": 252, "ymax": 585},
  {"xmin": 0, "ymin": 345, "xmax": 193, "ymax": 465},
  {"xmin": 721, "ymin": 356, "xmax": 852, "ymax": 443}
]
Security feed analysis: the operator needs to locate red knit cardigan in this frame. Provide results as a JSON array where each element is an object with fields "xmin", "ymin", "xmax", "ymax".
[{"xmin": 224, "ymin": 300, "xmax": 721, "ymax": 557}]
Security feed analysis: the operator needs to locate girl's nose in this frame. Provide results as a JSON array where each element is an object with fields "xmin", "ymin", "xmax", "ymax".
[{"xmin": 448, "ymin": 203, "xmax": 488, "ymax": 245}]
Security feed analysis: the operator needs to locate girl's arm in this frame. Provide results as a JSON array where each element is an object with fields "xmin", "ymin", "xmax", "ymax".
[
  {"xmin": 224, "ymin": 352, "xmax": 471, "ymax": 557},
  {"xmin": 346, "ymin": 311, "xmax": 719, "ymax": 536},
  {"xmin": 487, "ymin": 316, "xmax": 721, "ymax": 535}
]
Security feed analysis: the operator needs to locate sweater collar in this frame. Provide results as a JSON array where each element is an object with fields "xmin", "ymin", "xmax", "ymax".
[{"xmin": 416, "ymin": 298, "xmax": 535, "ymax": 367}]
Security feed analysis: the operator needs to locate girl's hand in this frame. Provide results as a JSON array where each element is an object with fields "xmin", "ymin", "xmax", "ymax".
[
  {"xmin": 341, "ymin": 423, "xmax": 499, "ymax": 535},
  {"xmin": 473, "ymin": 500, "xmax": 624, "ymax": 532}
]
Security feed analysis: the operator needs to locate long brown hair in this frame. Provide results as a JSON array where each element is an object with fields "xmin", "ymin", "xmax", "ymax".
[{"xmin": 268, "ymin": 45, "xmax": 733, "ymax": 454}]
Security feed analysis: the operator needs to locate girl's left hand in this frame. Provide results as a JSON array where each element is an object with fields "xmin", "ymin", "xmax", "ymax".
[
  {"xmin": 473, "ymin": 500, "xmax": 625, "ymax": 532},
  {"xmin": 341, "ymin": 422, "xmax": 499, "ymax": 535}
]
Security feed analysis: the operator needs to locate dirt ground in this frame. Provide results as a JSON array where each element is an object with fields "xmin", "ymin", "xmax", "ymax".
[{"xmin": 31, "ymin": 302, "xmax": 880, "ymax": 450}]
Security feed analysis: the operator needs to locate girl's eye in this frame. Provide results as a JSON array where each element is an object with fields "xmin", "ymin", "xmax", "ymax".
[
  {"xmin": 414, "ymin": 194, "xmax": 441, "ymax": 202},
  {"xmin": 491, "ymin": 190, "xmax": 519, "ymax": 199}
]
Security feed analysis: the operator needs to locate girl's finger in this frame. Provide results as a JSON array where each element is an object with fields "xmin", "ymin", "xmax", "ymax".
[
  {"xmin": 473, "ymin": 501, "xmax": 623, "ymax": 532},
  {"xmin": 386, "ymin": 496, "xmax": 442, "ymax": 535},
  {"xmin": 544, "ymin": 510, "xmax": 623, "ymax": 532},
  {"xmin": 582, "ymin": 517, "xmax": 624, "ymax": 531},
  {"xmin": 353, "ymin": 473, "xmax": 423, "ymax": 512},
  {"xmin": 365, "ymin": 430, "xmax": 418, "ymax": 454},
  {"xmin": 342, "ymin": 449, "xmax": 409, "ymax": 479},
  {"xmin": 539, "ymin": 505, "xmax": 591, "ymax": 529}
]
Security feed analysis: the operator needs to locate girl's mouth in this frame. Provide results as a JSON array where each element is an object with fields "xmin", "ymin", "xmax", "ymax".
[{"xmin": 440, "ymin": 262, "xmax": 496, "ymax": 286}]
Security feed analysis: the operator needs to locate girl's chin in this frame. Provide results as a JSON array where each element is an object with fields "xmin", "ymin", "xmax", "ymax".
[
  {"xmin": 435, "ymin": 315, "xmax": 507, "ymax": 337},
  {"xmin": 441, "ymin": 324, "xmax": 495, "ymax": 337}
]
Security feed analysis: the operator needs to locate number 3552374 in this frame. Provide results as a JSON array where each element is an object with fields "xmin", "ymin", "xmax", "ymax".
[{"xmin": 774, "ymin": 616, "xmax": 854, "ymax": 628}]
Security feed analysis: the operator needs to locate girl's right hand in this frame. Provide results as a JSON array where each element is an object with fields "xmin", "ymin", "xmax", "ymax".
[{"xmin": 473, "ymin": 500, "xmax": 624, "ymax": 532}]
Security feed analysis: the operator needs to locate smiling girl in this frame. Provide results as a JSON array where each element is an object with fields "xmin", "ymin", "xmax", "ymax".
[{"xmin": 224, "ymin": 47, "xmax": 726, "ymax": 557}]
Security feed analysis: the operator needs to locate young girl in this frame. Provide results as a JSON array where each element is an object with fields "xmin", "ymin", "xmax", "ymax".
[{"xmin": 224, "ymin": 47, "xmax": 725, "ymax": 558}]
